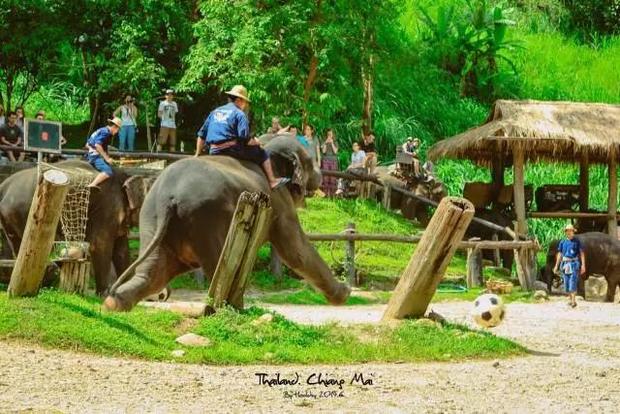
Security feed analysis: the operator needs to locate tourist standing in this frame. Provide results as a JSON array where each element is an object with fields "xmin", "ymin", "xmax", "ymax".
[
  {"xmin": 320, "ymin": 128, "xmax": 339, "ymax": 196},
  {"xmin": 304, "ymin": 124, "xmax": 321, "ymax": 168},
  {"xmin": 361, "ymin": 131, "xmax": 377, "ymax": 174},
  {"xmin": 157, "ymin": 89, "xmax": 179, "ymax": 152},
  {"xmin": 114, "ymin": 94, "xmax": 138, "ymax": 151}
]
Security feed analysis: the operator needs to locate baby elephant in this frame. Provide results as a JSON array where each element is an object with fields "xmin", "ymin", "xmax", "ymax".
[{"xmin": 541, "ymin": 232, "xmax": 620, "ymax": 301}]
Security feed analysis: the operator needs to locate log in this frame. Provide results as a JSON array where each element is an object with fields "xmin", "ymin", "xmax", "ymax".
[
  {"xmin": 344, "ymin": 223, "xmax": 356, "ymax": 286},
  {"xmin": 513, "ymin": 146, "xmax": 528, "ymax": 234},
  {"xmin": 608, "ymin": 147, "xmax": 618, "ymax": 238},
  {"xmin": 207, "ymin": 192, "xmax": 271, "ymax": 312},
  {"xmin": 59, "ymin": 261, "xmax": 91, "ymax": 294},
  {"xmin": 466, "ymin": 245, "xmax": 483, "ymax": 288},
  {"xmin": 8, "ymin": 170, "xmax": 70, "ymax": 297},
  {"xmin": 382, "ymin": 197, "xmax": 475, "ymax": 321}
]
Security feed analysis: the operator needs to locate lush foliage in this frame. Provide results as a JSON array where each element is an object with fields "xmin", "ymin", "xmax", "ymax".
[
  {"xmin": 561, "ymin": 0, "xmax": 620, "ymax": 39},
  {"xmin": 0, "ymin": 290, "xmax": 523, "ymax": 364}
]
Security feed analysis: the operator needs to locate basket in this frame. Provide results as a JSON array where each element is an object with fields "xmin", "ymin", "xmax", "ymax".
[
  {"xmin": 50, "ymin": 241, "xmax": 90, "ymax": 262},
  {"xmin": 485, "ymin": 279, "xmax": 513, "ymax": 294}
]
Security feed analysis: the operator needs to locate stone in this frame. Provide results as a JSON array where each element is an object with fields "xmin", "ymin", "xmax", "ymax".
[
  {"xmin": 171, "ymin": 349, "xmax": 186, "ymax": 358},
  {"xmin": 534, "ymin": 290, "xmax": 548, "ymax": 301},
  {"xmin": 175, "ymin": 333, "xmax": 212, "ymax": 347},
  {"xmin": 492, "ymin": 360, "xmax": 500, "ymax": 368},
  {"xmin": 251, "ymin": 313, "xmax": 274, "ymax": 326},
  {"xmin": 533, "ymin": 280, "xmax": 548, "ymax": 292},
  {"xmin": 585, "ymin": 275, "xmax": 608, "ymax": 302}
]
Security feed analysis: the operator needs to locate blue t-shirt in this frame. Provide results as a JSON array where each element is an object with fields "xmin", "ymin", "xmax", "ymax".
[
  {"xmin": 296, "ymin": 135, "xmax": 309, "ymax": 148},
  {"xmin": 197, "ymin": 102, "xmax": 249, "ymax": 144},
  {"xmin": 86, "ymin": 127, "xmax": 113, "ymax": 152},
  {"xmin": 558, "ymin": 238, "xmax": 583, "ymax": 259}
]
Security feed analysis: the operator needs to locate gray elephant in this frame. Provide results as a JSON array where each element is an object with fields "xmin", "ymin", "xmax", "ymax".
[
  {"xmin": 104, "ymin": 135, "xmax": 351, "ymax": 311},
  {"xmin": 541, "ymin": 232, "xmax": 620, "ymax": 301},
  {"xmin": 0, "ymin": 160, "xmax": 151, "ymax": 294}
]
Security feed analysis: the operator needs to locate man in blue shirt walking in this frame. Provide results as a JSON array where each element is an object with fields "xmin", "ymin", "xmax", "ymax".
[
  {"xmin": 553, "ymin": 224, "xmax": 586, "ymax": 308},
  {"xmin": 86, "ymin": 117, "xmax": 121, "ymax": 189},
  {"xmin": 194, "ymin": 85, "xmax": 288, "ymax": 189}
]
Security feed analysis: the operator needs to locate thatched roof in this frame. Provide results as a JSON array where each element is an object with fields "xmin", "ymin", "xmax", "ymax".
[{"xmin": 428, "ymin": 100, "xmax": 620, "ymax": 165}]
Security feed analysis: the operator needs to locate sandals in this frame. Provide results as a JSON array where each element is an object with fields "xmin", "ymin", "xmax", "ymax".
[{"xmin": 271, "ymin": 177, "xmax": 291, "ymax": 190}]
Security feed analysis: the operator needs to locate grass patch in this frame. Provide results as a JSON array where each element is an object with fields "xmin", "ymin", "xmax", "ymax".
[{"xmin": 0, "ymin": 290, "xmax": 523, "ymax": 364}]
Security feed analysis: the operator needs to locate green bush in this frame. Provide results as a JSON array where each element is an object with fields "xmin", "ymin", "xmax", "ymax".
[{"xmin": 561, "ymin": 0, "xmax": 620, "ymax": 39}]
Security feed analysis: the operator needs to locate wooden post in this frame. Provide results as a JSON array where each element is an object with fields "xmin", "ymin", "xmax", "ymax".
[
  {"xmin": 382, "ymin": 184, "xmax": 392, "ymax": 210},
  {"xmin": 145, "ymin": 104, "xmax": 153, "ymax": 152},
  {"xmin": 59, "ymin": 261, "xmax": 91, "ymax": 294},
  {"xmin": 491, "ymin": 149, "xmax": 504, "ymax": 204},
  {"xmin": 491, "ymin": 233, "xmax": 501, "ymax": 267},
  {"xmin": 466, "ymin": 245, "xmax": 483, "ymax": 288},
  {"xmin": 344, "ymin": 222, "xmax": 356, "ymax": 286},
  {"xmin": 607, "ymin": 147, "xmax": 618, "ymax": 238},
  {"xmin": 513, "ymin": 146, "xmax": 528, "ymax": 235},
  {"xmin": 269, "ymin": 245, "xmax": 283, "ymax": 282},
  {"xmin": 513, "ymin": 221, "xmax": 537, "ymax": 291},
  {"xmin": 8, "ymin": 170, "xmax": 70, "ymax": 297},
  {"xmin": 207, "ymin": 192, "xmax": 271, "ymax": 312},
  {"xmin": 579, "ymin": 152, "xmax": 589, "ymax": 212},
  {"xmin": 382, "ymin": 197, "xmax": 474, "ymax": 321}
]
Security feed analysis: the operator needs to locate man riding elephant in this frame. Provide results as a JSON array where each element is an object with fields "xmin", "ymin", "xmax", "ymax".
[
  {"xmin": 194, "ymin": 85, "xmax": 288, "ymax": 189},
  {"xmin": 104, "ymin": 135, "xmax": 350, "ymax": 311}
]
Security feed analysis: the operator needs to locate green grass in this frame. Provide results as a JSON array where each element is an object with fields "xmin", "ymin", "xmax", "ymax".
[{"xmin": 0, "ymin": 290, "xmax": 523, "ymax": 364}]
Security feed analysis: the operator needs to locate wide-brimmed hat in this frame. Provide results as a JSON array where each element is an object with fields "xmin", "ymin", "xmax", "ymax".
[
  {"xmin": 564, "ymin": 224, "xmax": 576, "ymax": 231},
  {"xmin": 108, "ymin": 117, "xmax": 122, "ymax": 128},
  {"xmin": 165, "ymin": 89, "xmax": 174, "ymax": 95},
  {"xmin": 226, "ymin": 85, "xmax": 251, "ymax": 102}
]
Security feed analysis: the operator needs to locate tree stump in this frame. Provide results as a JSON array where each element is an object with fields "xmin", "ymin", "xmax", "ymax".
[
  {"xmin": 59, "ymin": 261, "xmax": 91, "ymax": 294},
  {"xmin": 382, "ymin": 197, "xmax": 475, "ymax": 321},
  {"xmin": 8, "ymin": 169, "xmax": 70, "ymax": 297},
  {"xmin": 207, "ymin": 192, "xmax": 271, "ymax": 312}
]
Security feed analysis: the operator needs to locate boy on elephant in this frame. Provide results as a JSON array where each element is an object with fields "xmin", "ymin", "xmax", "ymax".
[
  {"xmin": 553, "ymin": 224, "xmax": 586, "ymax": 308},
  {"xmin": 194, "ymin": 85, "xmax": 289, "ymax": 190},
  {"xmin": 86, "ymin": 117, "xmax": 121, "ymax": 189}
]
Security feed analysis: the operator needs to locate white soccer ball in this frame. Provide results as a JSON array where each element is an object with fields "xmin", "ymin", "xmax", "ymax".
[{"xmin": 471, "ymin": 293, "xmax": 505, "ymax": 328}]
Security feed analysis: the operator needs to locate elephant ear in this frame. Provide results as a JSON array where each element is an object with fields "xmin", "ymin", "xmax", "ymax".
[{"xmin": 123, "ymin": 175, "xmax": 154, "ymax": 211}]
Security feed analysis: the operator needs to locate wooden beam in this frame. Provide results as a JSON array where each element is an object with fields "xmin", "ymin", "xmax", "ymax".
[
  {"xmin": 8, "ymin": 170, "xmax": 70, "ymax": 297},
  {"xmin": 529, "ymin": 212, "xmax": 619, "ymax": 219},
  {"xmin": 513, "ymin": 146, "xmax": 528, "ymax": 234},
  {"xmin": 382, "ymin": 197, "xmax": 475, "ymax": 321},
  {"xmin": 608, "ymin": 147, "xmax": 618, "ymax": 238},
  {"xmin": 491, "ymin": 142, "xmax": 505, "ymax": 203},
  {"xmin": 579, "ymin": 152, "xmax": 589, "ymax": 212}
]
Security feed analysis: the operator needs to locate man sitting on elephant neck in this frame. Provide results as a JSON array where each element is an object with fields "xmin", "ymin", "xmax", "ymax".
[
  {"xmin": 86, "ymin": 117, "xmax": 121, "ymax": 189},
  {"xmin": 553, "ymin": 224, "xmax": 586, "ymax": 308},
  {"xmin": 194, "ymin": 85, "xmax": 289, "ymax": 190}
]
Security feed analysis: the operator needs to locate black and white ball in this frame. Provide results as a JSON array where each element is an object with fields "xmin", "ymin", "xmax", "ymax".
[{"xmin": 471, "ymin": 293, "xmax": 505, "ymax": 328}]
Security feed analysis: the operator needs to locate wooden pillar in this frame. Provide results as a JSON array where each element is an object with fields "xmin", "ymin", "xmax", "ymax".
[
  {"xmin": 269, "ymin": 245, "xmax": 283, "ymax": 281},
  {"xmin": 466, "ymin": 245, "xmax": 483, "ymax": 288},
  {"xmin": 491, "ymin": 152, "xmax": 505, "ymax": 204},
  {"xmin": 608, "ymin": 147, "xmax": 618, "ymax": 238},
  {"xmin": 382, "ymin": 185, "xmax": 392, "ymax": 210},
  {"xmin": 8, "ymin": 170, "xmax": 70, "ymax": 297},
  {"xmin": 207, "ymin": 192, "xmax": 272, "ymax": 311},
  {"xmin": 512, "ymin": 146, "xmax": 528, "ymax": 235},
  {"xmin": 382, "ymin": 197, "xmax": 474, "ymax": 321},
  {"xmin": 579, "ymin": 152, "xmax": 589, "ymax": 212},
  {"xmin": 344, "ymin": 222, "xmax": 356, "ymax": 286},
  {"xmin": 491, "ymin": 233, "xmax": 501, "ymax": 267}
]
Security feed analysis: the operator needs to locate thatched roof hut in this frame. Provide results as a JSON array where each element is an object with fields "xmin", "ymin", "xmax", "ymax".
[{"xmin": 428, "ymin": 100, "xmax": 620, "ymax": 164}]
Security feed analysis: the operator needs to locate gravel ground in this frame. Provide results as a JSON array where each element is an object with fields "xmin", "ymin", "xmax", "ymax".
[{"xmin": 2, "ymin": 297, "xmax": 620, "ymax": 413}]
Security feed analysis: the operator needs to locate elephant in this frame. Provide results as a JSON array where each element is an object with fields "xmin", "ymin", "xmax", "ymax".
[
  {"xmin": 104, "ymin": 135, "xmax": 351, "ymax": 311},
  {"xmin": 464, "ymin": 209, "xmax": 514, "ymax": 270},
  {"xmin": 374, "ymin": 165, "xmax": 447, "ymax": 225},
  {"xmin": 0, "ymin": 160, "xmax": 152, "ymax": 294},
  {"xmin": 540, "ymin": 232, "xmax": 620, "ymax": 301}
]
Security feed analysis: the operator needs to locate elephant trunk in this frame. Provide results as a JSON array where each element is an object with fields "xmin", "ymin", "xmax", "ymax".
[{"xmin": 307, "ymin": 167, "xmax": 322, "ymax": 192}]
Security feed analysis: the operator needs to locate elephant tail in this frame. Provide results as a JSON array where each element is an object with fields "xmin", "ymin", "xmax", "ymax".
[{"xmin": 109, "ymin": 203, "xmax": 174, "ymax": 295}]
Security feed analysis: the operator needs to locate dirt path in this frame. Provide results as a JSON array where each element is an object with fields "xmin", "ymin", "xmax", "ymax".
[{"xmin": 2, "ymin": 298, "xmax": 620, "ymax": 413}]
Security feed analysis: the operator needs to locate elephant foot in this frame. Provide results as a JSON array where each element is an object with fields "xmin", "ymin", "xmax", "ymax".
[
  {"xmin": 103, "ymin": 295, "xmax": 132, "ymax": 312},
  {"xmin": 327, "ymin": 283, "xmax": 351, "ymax": 306}
]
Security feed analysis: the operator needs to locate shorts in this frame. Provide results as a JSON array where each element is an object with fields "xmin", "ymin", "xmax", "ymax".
[
  {"xmin": 210, "ymin": 142, "xmax": 269, "ymax": 165},
  {"xmin": 158, "ymin": 127, "xmax": 177, "ymax": 147},
  {"xmin": 88, "ymin": 154, "xmax": 113, "ymax": 176},
  {"xmin": 562, "ymin": 261, "xmax": 580, "ymax": 293}
]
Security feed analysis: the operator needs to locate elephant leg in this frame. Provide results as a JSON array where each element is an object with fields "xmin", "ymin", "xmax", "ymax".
[
  {"xmin": 106, "ymin": 245, "xmax": 188, "ymax": 311},
  {"xmin": 112, "ymin": 235, "xmax": 130, "ymax": 280},
  {"xmin": 606, "ymin": 277, "xmax": 618, "ymax": 302},
  {"xmin": 270, "ymin": 204, "xmax": 350, "ymax": 305},
  {"xmin": 90, "ymin": 242, "xmax": 114, "ymax": 296}
]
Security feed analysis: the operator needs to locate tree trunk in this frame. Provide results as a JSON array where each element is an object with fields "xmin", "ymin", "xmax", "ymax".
[
  {"xmin": 8, "ymin": 170, "xmax": 70, "ymax": 297},
  {"xmin": 302, "ymin": 55, "xmax": 319, "ymax": 128},
  {"xmin": 382, "ymin": 197, "xmax": 475, "ymax": 320},
  {"xmin": 361, "ymin": 46, "xmax": 374, "ymax": 135}
]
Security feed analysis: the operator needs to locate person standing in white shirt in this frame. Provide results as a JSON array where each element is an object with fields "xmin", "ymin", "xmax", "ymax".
[{"xmin": 157, "ymin": 89, "xmax": 179, "ymax": 152}]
